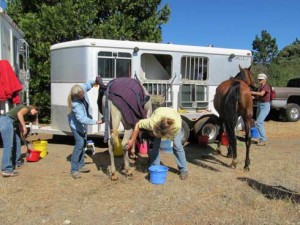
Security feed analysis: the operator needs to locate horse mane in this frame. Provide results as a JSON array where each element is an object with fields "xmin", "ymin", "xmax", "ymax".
[
  {"xmin": 234, "ymin": 70, "xmax": 246, "ymax": 81},
  {"xmin": 233, "ymin": 66, "xmax": 255, "ymax": 89}
]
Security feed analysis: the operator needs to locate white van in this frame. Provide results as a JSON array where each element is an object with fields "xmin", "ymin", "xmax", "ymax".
[{"xmin": 0, "ymin": 7, "xmax": 30, "ymax": 113}]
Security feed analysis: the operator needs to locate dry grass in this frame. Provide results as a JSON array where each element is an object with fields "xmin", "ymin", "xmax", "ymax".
[{"xmin": 0, "ymin": 121, "xmax": 300, "ymax": 225}]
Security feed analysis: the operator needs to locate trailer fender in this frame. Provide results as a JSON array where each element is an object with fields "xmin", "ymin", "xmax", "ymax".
[{"xmin": 193, "ymin": 115, "xmax": 220, "ymax": 144}]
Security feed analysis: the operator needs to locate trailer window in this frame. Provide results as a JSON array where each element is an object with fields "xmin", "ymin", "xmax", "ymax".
[
  {"xmin": 181, "ymin": 56, "xmax": 208, "ymax": 81},
  {"xmin": 98, "ymin": 51, "xmax": 131, "ymax": 78},
  {"xmin": 141, "ymin": 53, "xmax": 172, "ymax": 80},
  {"xmin": 180, "ymin": 84, "xmax": 208, "ymax": 109}
]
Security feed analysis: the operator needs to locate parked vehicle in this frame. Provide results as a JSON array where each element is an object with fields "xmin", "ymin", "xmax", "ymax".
[
  {"xmin": 0, "ymin": 7, "xmax": 30, "ymax": 114},
  {"xmin": 271, "ymin": 78, "xmax": 300, "ymax": 122},
  {"xmin": 31, "ymin": 38, "xmax": 252, "ymax": 143}
]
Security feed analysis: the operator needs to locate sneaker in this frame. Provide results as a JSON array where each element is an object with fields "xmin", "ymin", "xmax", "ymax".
[
  {"xmin": 15, "ymin": 163, "xmax": 24, "ymax": 170},
  {"xmin": 2, "ymin": 170, "xmax": 20, "ymax": 178},
  {"xmin": 78, "ymin": 166, "xmax": 90, "ymax": 173},
  {"xmin": 71, "ymin": 172, "xmax": 81, "ymax": 179},
  {"xmin": 257, "ymin": 141, "xmax": 268, "ymax": 146},
  {"xmin": 179, "ymin": 171, "xmax": 188, "ymax": 180}
]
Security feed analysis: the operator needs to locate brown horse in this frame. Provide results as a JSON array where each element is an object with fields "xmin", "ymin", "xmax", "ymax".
[{"xmin": 213, "ymin": 65, "xmax": 255, "ymax": 171}]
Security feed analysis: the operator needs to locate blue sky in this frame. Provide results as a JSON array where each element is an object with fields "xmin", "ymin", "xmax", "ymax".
[
  {"xmin": 161, "ymin": 0, "xmax": 300, "ymax": 50},
  {"xmin": 0, "ymin": 0, "xmax": 6, "ymax": 9}
]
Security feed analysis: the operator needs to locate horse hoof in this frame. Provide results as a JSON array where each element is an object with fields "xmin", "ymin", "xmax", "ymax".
[
  {"xmin": 126, "ymin": 173, "xmax": 133, "ymax": 178},
  {"xmin": 214, "ymin": 149, "xmax": 221, "ymax": 155},
  {"xmin": 243, "ymin": 167, "xmax": 250, "ymax": 172},
  {"xmin": 111, "ymin": 173, "xmax": 118, "ymax": 181},
  {"xmin": 122, "ymin": 169, "xmax": 133, "ymax": 177},
  {"xmin": 129, "ymin": 158, "xmax": 136, "ymax": 164},
  {"xmin": 230, "ymin": 163, "xmax": 236, "ymax": 169},
  {"xmin": 227, "ymin": 153, "xmax": 233, "ymax": 158}
]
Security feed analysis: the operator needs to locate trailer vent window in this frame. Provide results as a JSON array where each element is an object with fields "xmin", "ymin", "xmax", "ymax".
[
  {"xmin": 143, "ymin": 82, "xmax": 173, "ymax": 108},
  {"xmin": 98, "ymin": 51, "xmax": 132, "ymax": 78},
  {"xmin": 181, "ymin": 56, "xmax": 208, "ymax": 81},
  {"xmin": 141, "ymin": 53, "xmax": 172, "ymax": 80},
  {"xmin": 180, "ymin": 84, "xmax": 208, "ymax": 109}
]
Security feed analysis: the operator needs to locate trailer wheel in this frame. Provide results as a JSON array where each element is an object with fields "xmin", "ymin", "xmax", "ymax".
[
  {"xmin": 181, "ymin": 120, "xmax": 190, "ymax": 144},
  {"xmin": 285, "ymin": 103, "xmax": 300, "ymax": 122},
  {"xmin": 194, "ymin": 116, "xmax": 220, "ymax": 144}
]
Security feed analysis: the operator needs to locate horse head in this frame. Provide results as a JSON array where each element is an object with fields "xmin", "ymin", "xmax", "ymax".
[{"xmin": 235, "ymin": 65, "xmax": 255, "ymax": 88}]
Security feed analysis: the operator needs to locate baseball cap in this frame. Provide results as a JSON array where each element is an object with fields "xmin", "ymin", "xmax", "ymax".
[{"xmin": 257, "ymin": 73, "xmax": 267, "ymax": 80}]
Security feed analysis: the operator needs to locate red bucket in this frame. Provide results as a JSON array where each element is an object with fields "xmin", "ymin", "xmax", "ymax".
[
  {"xmin": 198, "ymin": 135, "xmax": 209, "ymax": 146},
  {"xmin": 139, "ymin": 140, "xmax": 148, "ymax": 154},
  {"xmin": 26, "ymin": 149, "xmax": 41, "ymax": 162},
  {"xmin": 221, "ymin": 132, "xmax": 229, "ymax": 146}
]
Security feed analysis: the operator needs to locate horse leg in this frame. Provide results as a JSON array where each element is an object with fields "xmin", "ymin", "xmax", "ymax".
[
  {"xmin": 121, "ymin": 129, "xmax": 134, "ymax": 176},
  {"xmin": 215, "ymin": 124, "xmax": 223, "ymax": 155},
  {"xmin": 226, "ymin": 126, "xmax": 237, "ymax": 169},
  {"xmin": 229, "ymin": 145, "xmax": 238, "ymax": 169},
  {"xmin": 243, "ymin": 117, "xmax": 252, "ymax": 171},
  {"xmin": 108, "ymin": 129, "xmax": 120, "ymax": 180}
]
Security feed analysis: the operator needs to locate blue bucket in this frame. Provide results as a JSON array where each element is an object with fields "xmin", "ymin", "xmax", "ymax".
[
  {"xmin": 251, "ymin": 127, "xmax": 259, "ymax": 138},
  {"xmin": 160, "ymin": 140, "xmax": 173, "ymax": 153},
  {"xmin": 148, "ymin": 165, "xmax": 169, "ymax": 185}
]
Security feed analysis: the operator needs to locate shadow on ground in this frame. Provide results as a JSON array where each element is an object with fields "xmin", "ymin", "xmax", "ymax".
[{"xmin": 238, "ymin": 177, "xmax": 300, "ymax": 204}]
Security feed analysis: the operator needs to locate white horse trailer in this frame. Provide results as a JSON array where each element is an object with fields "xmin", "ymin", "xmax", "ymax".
[
  {"xmin": 0, "ymin": 7, "xmax": 30, "ymax": 114},
  {"xmin": 32, "ymin": 38, "xmax": 252, "ymax": 143}
]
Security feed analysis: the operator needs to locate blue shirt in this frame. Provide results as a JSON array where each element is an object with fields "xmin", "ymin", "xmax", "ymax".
[{"xmin": 68, "ymin": 80, "xmax": 100, "ymax": 134}]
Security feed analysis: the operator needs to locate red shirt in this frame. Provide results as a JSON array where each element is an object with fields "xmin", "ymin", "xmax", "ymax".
[{"xmin": 258, "ymin": 84, "xmax": 271, "ymax": 103}]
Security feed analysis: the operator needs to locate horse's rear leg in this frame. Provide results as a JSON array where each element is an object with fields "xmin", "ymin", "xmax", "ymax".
[
  {"xmin": 109, "ymin": 129, "xmax": 120, "ymax": 180},
  {"xmin": 229, "ymin": 146, "xmax": 238, "ymax": 169},
  {"xmin": 121, "ymin": 130, "xmax": 134, "ymax": 176},
  {"xmin": 227, "ymin": 130, "xmax": 237, "ymax": 169},
  {"xmin": 243, "ymin": 118, "xmax": 252, "ymax": 171},
  {"xmin": 215, "ymin": 123, "xmax": 224, "ymax": 155}
]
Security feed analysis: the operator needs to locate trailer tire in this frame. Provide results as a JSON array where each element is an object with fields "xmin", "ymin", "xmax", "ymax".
[
  {"xmin": 285, "ymin": 103, "xmax": 300, "ymax": 122},
  {"xmin": 193, "ymin": 116, "xmax": 220, "ymax": 144},
  {"xmin": 181, "ymin": 120, "xmax": 190, "ymax": 144}
]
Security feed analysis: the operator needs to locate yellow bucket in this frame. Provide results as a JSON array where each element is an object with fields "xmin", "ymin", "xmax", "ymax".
[
  {"xmin": 113, "ymin": 137, "xmax": 123, "ymax": 157},
  {"xmin": 33, "ymin": 140, "xmax": 48, "ymax": 158}
]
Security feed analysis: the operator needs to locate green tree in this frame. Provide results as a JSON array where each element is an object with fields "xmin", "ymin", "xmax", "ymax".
[
  {"xmin": 7, "ymin": 0, "xmax": 170, "ymax": 122},
  {"xmin": 269, "ymin": 40, "xmax": 300, "ymax": 86},
  {"xmin": 252, "ymin": 30, "xmax": 278, "ymax": 66}
]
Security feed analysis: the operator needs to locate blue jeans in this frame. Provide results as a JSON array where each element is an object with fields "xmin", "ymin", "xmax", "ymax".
[
  {"xmin": 149, "ymin": 130, "xmax": 188, "ymax": 172},
  {"xmin": 70, "ymin": 128, "xmax": 87, "ymax": 173},
  {"xmin": 255, "ymin": 102, "xmax": 271, "ymax": 142},
  {"xmin": 0, "ymin": 116, "xmax": 22, "ymax": 172}
]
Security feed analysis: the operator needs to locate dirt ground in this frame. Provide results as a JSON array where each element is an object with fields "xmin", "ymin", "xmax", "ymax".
[{"xmin": 0, "ymin": 120, "xmax": 300, "ymax": 225}]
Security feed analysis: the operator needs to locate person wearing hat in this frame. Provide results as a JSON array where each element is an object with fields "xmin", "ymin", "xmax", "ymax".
[
  {"xmin": 251, "ymin": 73, "xmax": 272, "ymax": 146},
  {"xmin": 67, "ymin": 79, "xmax": 103, "ymax": 179}
]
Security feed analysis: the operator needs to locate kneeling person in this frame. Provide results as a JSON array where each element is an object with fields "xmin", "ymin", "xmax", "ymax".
[{"xmin": 126, "ymin": 107, "xmax": 188, "ymax": 180}]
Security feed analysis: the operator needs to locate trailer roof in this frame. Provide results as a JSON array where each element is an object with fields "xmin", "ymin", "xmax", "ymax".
[
  {"xmin": 0, "ymin": 7, "xmax": 24, "ymax": 36},
  {"xmin": 51, "ymin": 38, "xmax": 252, "ymax": 56}
]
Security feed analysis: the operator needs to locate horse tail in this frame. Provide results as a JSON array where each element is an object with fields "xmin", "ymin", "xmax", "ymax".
[{"xmin": 223, "ymin": 81, "xmax": 241, "ymax": 152}]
